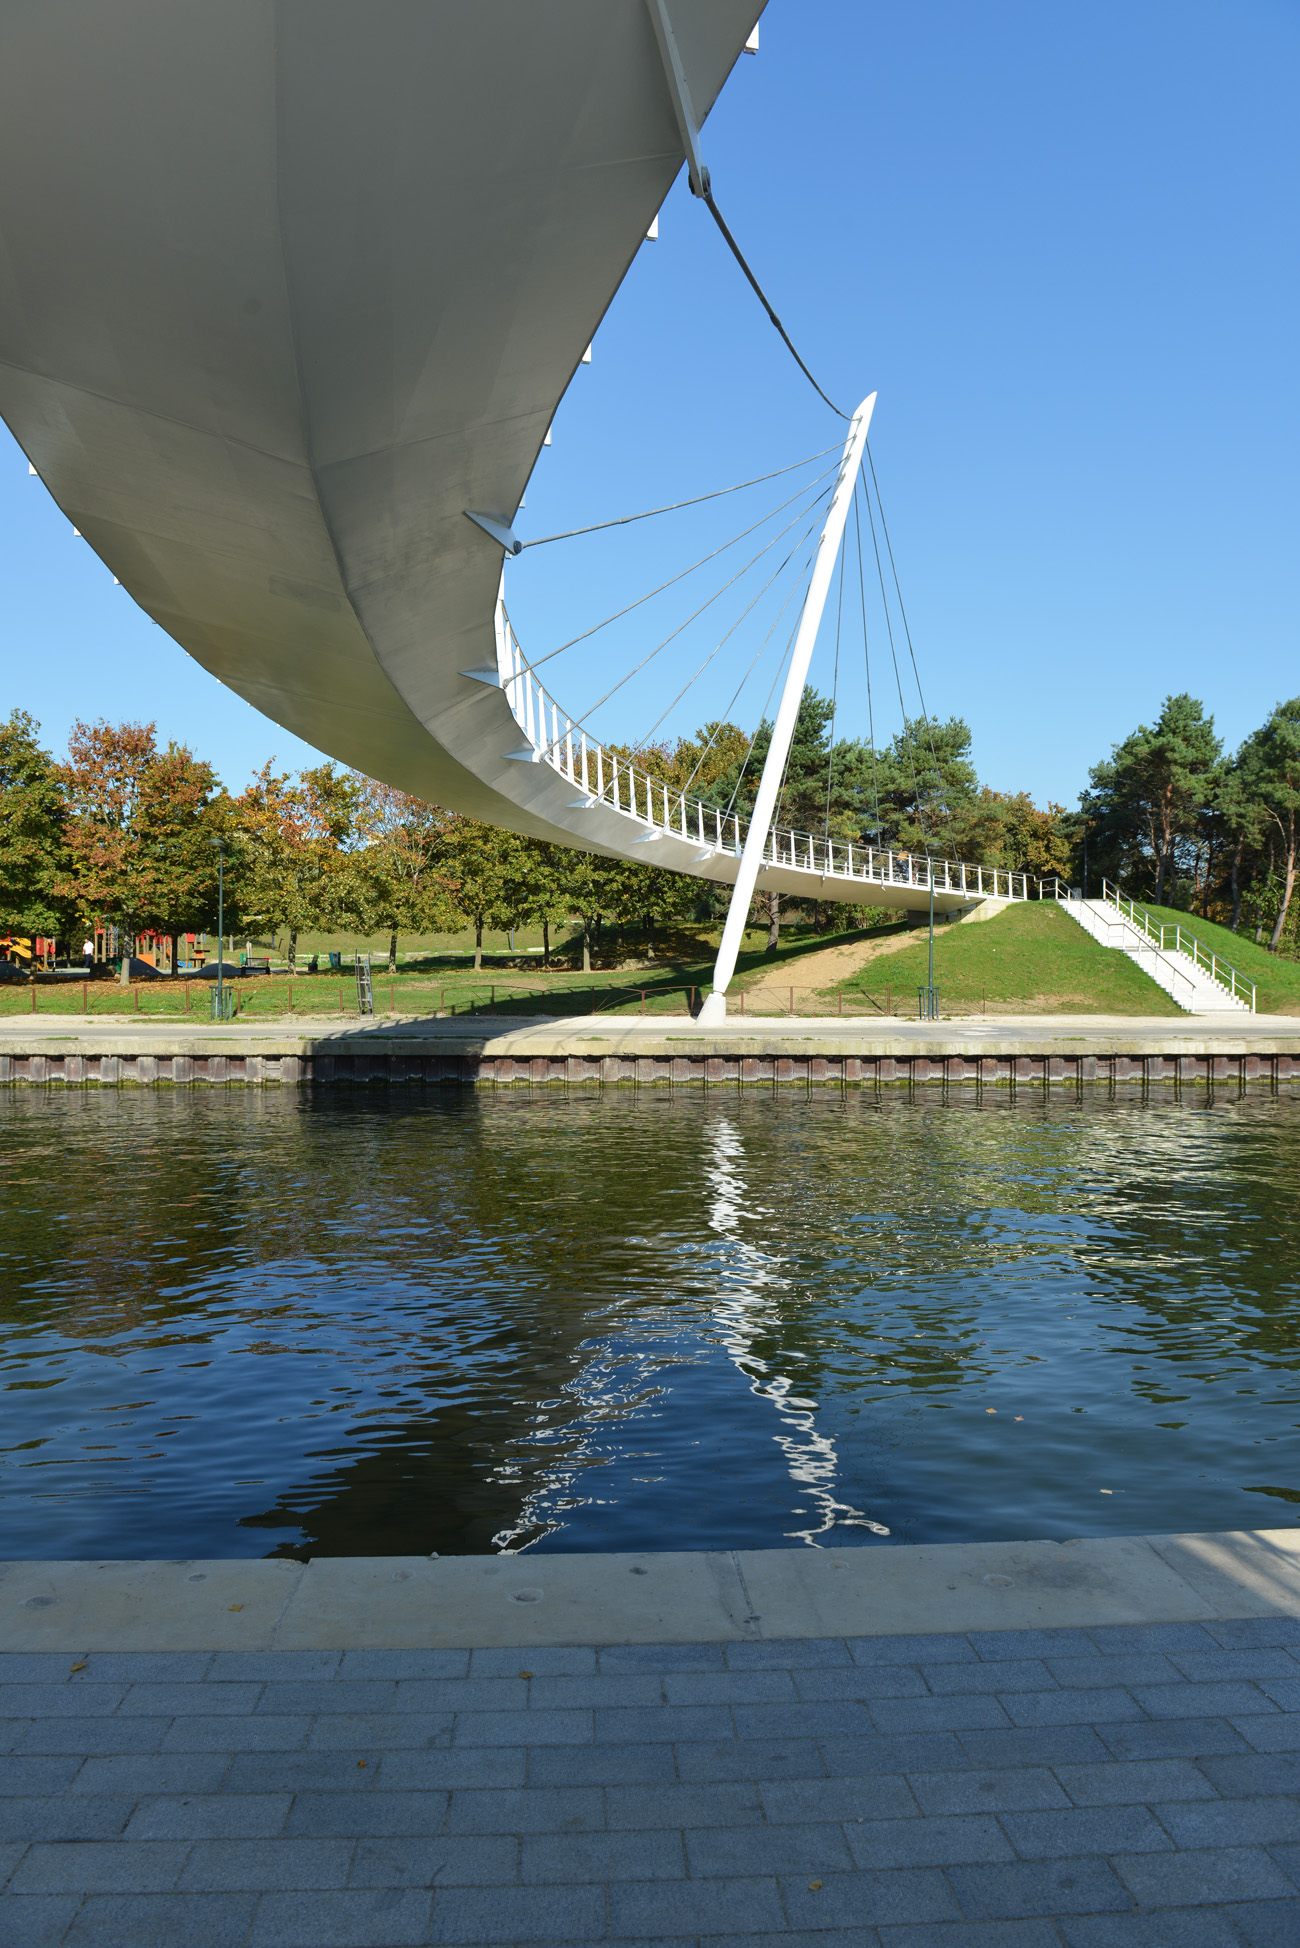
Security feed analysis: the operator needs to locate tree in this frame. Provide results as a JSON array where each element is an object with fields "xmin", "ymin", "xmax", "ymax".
[
  {"xmin": 1207, "ymin": 755, "xmax": 1267, "ymax": 932},
  {"xmin": 1080, "ymin": 694, "xmax": 1222, "ymax": 903},
  {"xmin": 1238, "ymin": 698, "xmax": 1300, "ymax": 950},
  {"xmin": 60, "ymin": 720, "xmax": 222, "ymax": 976},
  {"xmin": 0, "ymin": 710, "xmax": 74, "ymax": 940},
  {"xmin": 230, "ymin": 764, "xmax": 314, "ymax": 969},
  {"xmin": 352, "ymin": 778, "xmax": 459, "ymax": 970},
  {"xmin": 441, "ymin": 819, "xmax": 525, "ymax": 969},
  {"xmin": 129, "ymin": 741, "xmax": 224, "ymax": 969},
  {"xmin": 978, "ymin": 791, "xmax": 1073, "ymax": 880},
  {"xmin": 873, "ymin": 716, "xmax": 980, "ymax": 855},
  {"xmin": 498, "ymin": 840, "xmax": 571, "ymax": 964}
]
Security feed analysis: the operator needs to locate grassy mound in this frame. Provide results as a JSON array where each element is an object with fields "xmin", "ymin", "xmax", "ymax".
[
  {"xmin": 833, "ymin": 901, "xmax": 1183, "ymax": 1016},
  {"xmin": 1119, "ymin": 902, "xmax": 1300, "ymax": 1016}
]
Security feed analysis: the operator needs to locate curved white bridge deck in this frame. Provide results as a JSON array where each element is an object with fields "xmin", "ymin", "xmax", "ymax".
[
  {"xmin": 0, "ymin": 4, "xmax": 1020, "ymax": 917},
  {"xmin": 477, "ymin": 607, "xmax": 1036, "ymax": 912}
]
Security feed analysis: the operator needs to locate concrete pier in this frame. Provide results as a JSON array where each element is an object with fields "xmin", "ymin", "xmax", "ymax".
[{"xmin": 2, "ymin": 1011, "xmax": 1298, "ymax": 1088}]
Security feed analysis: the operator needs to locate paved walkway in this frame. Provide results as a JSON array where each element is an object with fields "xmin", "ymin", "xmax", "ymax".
[{"xmin": 3, "ymin": 1616, "xmax": 1299, "ymax": 1946}]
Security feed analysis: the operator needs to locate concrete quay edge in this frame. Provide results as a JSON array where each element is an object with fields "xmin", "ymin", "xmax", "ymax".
[
  {"xmin": 3, "ymin": 1530, "xmax": 1298, "ymax": 1652},
  {"xmin": 1, "ymin": 1012, "xmax": 1298, "ymax": 1087}
]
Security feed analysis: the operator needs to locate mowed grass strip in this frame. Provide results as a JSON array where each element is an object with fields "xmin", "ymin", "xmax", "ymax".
[
  {"xmin": 0, "ymin": 926, "xmax": 889, "ymax": 1022},
  {"xmin": 1124, "ymin": 901, "xmax": 1300, "ymax": 1015},
  {"xmin": 834, "ymin": 901, "xmax": 1183, "ymax": 1016}
]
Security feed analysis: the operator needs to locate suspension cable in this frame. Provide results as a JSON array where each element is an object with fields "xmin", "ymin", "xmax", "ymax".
[
  {"xmin": 865, "ymin": 442, "xmax": 951, "ymax": 829},
  {"xmin": 521, "ymin": 444, "xmax": 840, "ymax": 548},
  {"xmin": 722, "ymin": 613, "xmax": 802, "ymax": 824},
  {"xmin": 701, "ymin": 187, "xmax": 847, "ymax": 420},
  {"xmin": 678, "ymin": 535, "xmax": 822, "ymax": 799},
  {"xmin": 852, "ymin": 489, "xmax": 883, "ymax": 846},
  {"xmin": 633, "ymin": 505, "xmax": 829, "ymax": 756},
  {"xmin": 823, "ymin": 536, "xmax": 848, "ymax": 839},
  {"xmin": 859, "ymin": 476, "xmax": 930, "ymax": 851},
  {"xmin": 567, "ymin": 482, "xmax": 835, "ymax": 727},
  {"xmin": 524, "ymin": 462, "xmax": 839, "ymax": 673}
]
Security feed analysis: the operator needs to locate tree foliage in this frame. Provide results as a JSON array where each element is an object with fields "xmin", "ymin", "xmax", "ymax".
[{"xmin": 0, "ymin": 711, "xmax": 74, "ymax": 936}]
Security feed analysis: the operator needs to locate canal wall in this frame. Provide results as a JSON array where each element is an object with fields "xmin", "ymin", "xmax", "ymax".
[{"xmin": 1, "ymin": 1015, "xmax": 1298, "ymax": 1087}]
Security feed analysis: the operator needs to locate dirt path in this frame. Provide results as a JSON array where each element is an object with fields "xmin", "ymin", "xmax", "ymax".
[{"xmin": 738, "ymin": 926, "xmax": 919, "ymax": 1006}]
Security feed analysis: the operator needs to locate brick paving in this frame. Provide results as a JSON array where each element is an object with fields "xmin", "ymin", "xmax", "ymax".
[{"xmin": 1, "ymin": 1619, "xmax": 1298, "ymax": 1945}]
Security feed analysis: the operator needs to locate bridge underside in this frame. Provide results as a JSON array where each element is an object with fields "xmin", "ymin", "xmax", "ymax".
[{"xmin": 0, "ymin": 0, "xmax": 763, "ymax": 856}]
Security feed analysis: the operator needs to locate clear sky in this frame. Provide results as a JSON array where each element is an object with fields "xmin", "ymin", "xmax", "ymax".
[{"xmin": 2, "ymin": 0, "xmax": 1296, "ymax": 810}]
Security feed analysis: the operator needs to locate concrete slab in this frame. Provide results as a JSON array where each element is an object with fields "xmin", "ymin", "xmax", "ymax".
[
  {"xmin": 735, "ymin": 1535, "xmax": 1228, "ymax": 1639},
  {"xmin": 1148, "ymin": 1529, "xmax": 1300, "ymax": 1617},
  {"xmin": 274, "ymin": 1552, "xmax": 754, "ymax": 1651},
  {"xmin": 0, "ymin": 1559, "xmax": 303, "ymax": 1653},
  {"xmin": 3, "ymin": 1534, "xmax": 1297, "ymax": 1655}
]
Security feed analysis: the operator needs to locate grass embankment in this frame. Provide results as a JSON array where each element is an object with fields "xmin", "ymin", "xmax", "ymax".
[
  {"xmin": 833, "ymin": 902, "xmax": 1183, "ymax": 1017},
  {"xmin": 1122, "ymin": 902, "xmax": 1300, "ymax": 1016}
]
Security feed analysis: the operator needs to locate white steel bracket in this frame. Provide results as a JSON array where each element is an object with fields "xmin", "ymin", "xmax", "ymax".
[{"xmin": 465, "ymin": 510, "xmax": 523, "ymax": 555}]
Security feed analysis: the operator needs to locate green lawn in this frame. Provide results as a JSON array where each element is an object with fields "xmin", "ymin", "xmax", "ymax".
[
  {"xmin": 1, "ymin": 926, "xmax": 873, "ymax": 1023},
  {"xmin": 833, "ymin": 901, "xmax": 1183, "ymax": 1016},
  {"xmin": 1116, "ymin": 901, "xmax": 1300, "ymax": 1016},
  {"xmin": 18, "ymin": 904, "xmax": 1285, "ymax": 1021},
  {"xmin": 3, "ymin": 919, "xmax": 915, "ymax": 1023}
]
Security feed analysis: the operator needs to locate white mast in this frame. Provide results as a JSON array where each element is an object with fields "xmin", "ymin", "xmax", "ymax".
[{"xmin": 696, "ymin": 393, "xmax": 876, "ymax": 1025}]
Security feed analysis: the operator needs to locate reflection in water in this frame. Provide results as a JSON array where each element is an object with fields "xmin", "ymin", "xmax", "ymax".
[
  {"xmin": 0, "ymin": 1085, "xmax": 1298, "ymax": 1559},
  {"xmin": 701, "ymin": 1115, "xmax": 886, "ymax": 1547}
]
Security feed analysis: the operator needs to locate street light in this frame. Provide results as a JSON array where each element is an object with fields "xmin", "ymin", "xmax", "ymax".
[
  {"xmin": 209, "ymin": 836, "xmax": 226, "ymax": 1021},
  {"xmin": 918, "ymin": 841, "xmax": 939, "ymax": 1021}
]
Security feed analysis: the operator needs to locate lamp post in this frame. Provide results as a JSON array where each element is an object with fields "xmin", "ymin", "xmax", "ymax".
[
  {"xmin": 928, "ymin": 857, "xmax": 936, "ymax": 997},
  {"xmin": 209, "ymin": 837, "xmax": 225, "ymax": 1021}
]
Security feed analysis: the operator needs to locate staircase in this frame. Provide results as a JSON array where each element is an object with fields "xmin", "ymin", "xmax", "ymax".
[{"xmin": 1056, "ymin": 883, "xmax": 1255, "ymax": 1014}]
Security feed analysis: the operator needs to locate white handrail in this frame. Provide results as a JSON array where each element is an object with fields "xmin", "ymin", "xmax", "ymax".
[
  {"xmin": 496, "ymin": 608, "xmax": 1046, "ymax": 902},
  {"xmin": 1100, "ymin": 881, "xmax": 1255, "ymax": 1012}
]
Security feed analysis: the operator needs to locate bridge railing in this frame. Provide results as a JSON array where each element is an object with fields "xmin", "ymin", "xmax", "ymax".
[
  {"xmin": 496, "ymin": 611, "xmax": 1038, "ymax": 902},
  {"xmin": 1099, "ymin": 882, "xmax": 1255, "ymax": 1012}
]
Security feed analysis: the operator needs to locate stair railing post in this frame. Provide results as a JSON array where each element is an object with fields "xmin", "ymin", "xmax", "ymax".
[{"xmin": 697, "ymin": 395, "xmax": 876, "ymax": 1023}]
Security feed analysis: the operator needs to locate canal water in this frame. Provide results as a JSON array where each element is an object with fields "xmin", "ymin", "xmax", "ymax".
[{"xmin": 1, "ymin": 1087, "xmax": 1297, "ymax": 1560}]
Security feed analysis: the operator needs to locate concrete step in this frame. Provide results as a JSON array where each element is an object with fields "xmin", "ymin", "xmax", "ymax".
[{"xmin": 1059, "ymin": 899, "xmax": 1250, "ymax": 1013}]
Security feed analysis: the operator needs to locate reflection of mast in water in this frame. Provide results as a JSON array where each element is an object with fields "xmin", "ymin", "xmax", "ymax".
[
  {"xmin": 488, "ymin": 1116, "xmax": 889, "ymax": 1554},
  {"xmin": 704, "ymin": 1116, "xmax": 887, "ymax": 1547}
]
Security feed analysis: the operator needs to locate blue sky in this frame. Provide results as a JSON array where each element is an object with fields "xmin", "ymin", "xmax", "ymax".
[{"xmin": 3, "ymin": 0, "xmax": 1296, "ymax": 809}]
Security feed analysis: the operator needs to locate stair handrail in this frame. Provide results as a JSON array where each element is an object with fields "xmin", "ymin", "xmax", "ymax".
[{"xmin": 1100, "ymin": 882, "xmax": 1255, "ymax": 1013}]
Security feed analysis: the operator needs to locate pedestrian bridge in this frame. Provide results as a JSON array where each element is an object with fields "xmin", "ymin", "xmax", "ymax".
[
  {"xmin": 0, "ymin": 0, "xmax": 1049, "ymax": 977},
  {"xmin": 0, "ymin": 3, "xmax": 1027, "ymax": 923},
  {"xmin": 482, "ymin": 605, "xmax": 1039, "ymax": 915}
]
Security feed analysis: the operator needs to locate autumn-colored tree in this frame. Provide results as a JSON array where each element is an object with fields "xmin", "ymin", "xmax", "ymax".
[
  {"xmin": 60, "ymin": 719, "xmax": 221, "ymax": 976},
  {"xmin": 976, "ymin": 791, "xmax": 1073, "ymax": 879},
  {"xmin": 352, "ymin": 778, "xmax": 460, "ymax": 970},
  {"xmin": 0, "ymin": 710, "xmax": 74, "ymax": 940},
  {"xmin": 222, "ymin": 760, "xmax": 366, "ymax": 965},
  {"xmin": 230, "ymin": 764, "xmax": 315, "ymax": 969}
]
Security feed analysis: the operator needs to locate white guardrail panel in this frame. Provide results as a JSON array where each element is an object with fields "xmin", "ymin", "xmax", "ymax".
[{"xmin": 497, "ymin": 612, "xmax": 1035, "ymax": 903}]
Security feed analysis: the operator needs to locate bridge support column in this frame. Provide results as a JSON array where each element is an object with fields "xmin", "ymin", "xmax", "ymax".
[{"xmin": 698, "ymin": 393, "xmax": 876, "ymax": 1025}]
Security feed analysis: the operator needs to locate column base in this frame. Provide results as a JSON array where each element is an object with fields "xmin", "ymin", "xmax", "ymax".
[{"xmin": 696, "ymin": 991, "xmax": 727, "ymax": 1025}]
